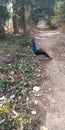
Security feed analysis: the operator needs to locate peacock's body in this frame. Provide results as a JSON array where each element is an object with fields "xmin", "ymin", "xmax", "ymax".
[{"xmin": 31, "ymin": 38, "xmax": 52, "ymax": 60}]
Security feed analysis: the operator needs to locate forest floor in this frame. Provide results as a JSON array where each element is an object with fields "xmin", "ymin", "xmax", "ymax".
[
  {"xmin": 32, "ymin": 25, "xmax": 65, "ymax": 130},
  {"xmin": 0, "ymin": 26, "xmax": 65, "ymax": 130}
]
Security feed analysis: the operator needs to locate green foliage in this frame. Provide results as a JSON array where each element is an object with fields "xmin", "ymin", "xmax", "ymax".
[
  {"xmin": 0, "ymin": 4, "xmax": 10, "ymax": 38},
  {"xmin": 28, "ymin": 0, "xmax": 55, "ymax": 25},
  {"xmin": 0, "ymin": 0, "xmax": 59, "ymax": 34},
  {"xmin": 58, "ymin": 1, "xmax": 65, "ymax": 23},
  {"xmin": 0, "ymin": 0, "xmax": 9, "ymax": 6},
  {"xmin": 0, "ymin": 37, "xmax": 41, "ymax": 130},
  {"xmin": 11, "ymin": 0, "xmax": 56, "ymax": 30},
  {"xmin": 53, "ymin": 0, "xmax": 65, "ymax": 26},
  {"xmin": 0, "ymin": 26, "xmax": 5, "ymax": 38},
  {"xmin": 29, "ymin": 7, "xmax": 44, "ymax": 25},
  {"xmin": 0, "ymin": 5, "xmax": 9, "ymax": 24}
]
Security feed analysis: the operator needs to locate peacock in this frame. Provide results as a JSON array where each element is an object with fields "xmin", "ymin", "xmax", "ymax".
[{"xmin": 31, "ymin": 38, "xmax": 52, "ymax": 60}]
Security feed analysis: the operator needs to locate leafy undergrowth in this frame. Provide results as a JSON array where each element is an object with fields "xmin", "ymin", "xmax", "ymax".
[{"xmin": 0, "ymin": 36, "xmax": 41, "ymax": 130}]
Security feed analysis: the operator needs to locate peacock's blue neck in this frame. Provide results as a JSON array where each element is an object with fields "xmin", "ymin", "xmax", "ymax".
[{"xmin": 32, "ymin": 39, "xmax": 37, "ymax": 50}]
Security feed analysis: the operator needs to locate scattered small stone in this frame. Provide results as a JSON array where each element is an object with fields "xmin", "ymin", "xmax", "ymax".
[
  {"xmin": 52, "ymin": 99, "xmax": 55, "ymax": 103},
  {"xmin": 9, "ymin": 76, "xmax": 15, "ymax": 82},
  {"xmin": 31, "ymin": 110, "xmax": 37, "ymax": 115},
  {"xmin": 33, "ymin": 86, "xmax": 41, "ymax": 92},
  {"xmin": 10, "ymin": 71, "xmax": 14, "ymax": 75},
  {"xmin": 18, "ymin": 96, "xmax": 22, "ymax": 100},
  {"xmin": 38, "ymin": 69, "xmax": 41, "ymax": 72},
  {"xmin": 37, "ymin": 74, "xmax": 41, "ymax": 77},
  {"xmin": 34, "ymin": 100, "xmax": 39, "ymax": 105},
  {"xmin": 36, "ymin": 68, "xmax": 41, "ymax": 72},
  {"xmin": 49, "ymin": 88, "xmax": 51, "ymax": 91},
  {"xmin": 10, "ymin": 95, "xmax": 15, "ymax": 99},
  {"xmin": 0, "ymin": 96, "xmax": 6, "ymax": 101},
  {"xmin": 8, "ymin": 64, "xmax": 11, "ymax": 66},
  {"xmin": 26, "ymin": 97, "xmax": 29, "ymax": 101},
  {"xmin": 0, "ymin": 119, "xmax": 5, "ymax": 125},
  {"xmin": 40, "ymin": 126, "xmax": 48, "ymax": 130},
  {"xmin": 0, "ymin": 103, "xmax": 3, "ymax": 107},
  {"xmin": 36, "ymin": 94, "xmax": 42, "ymax": 97},
  {"xmin": 11, "ymin": 78, "xmax": 15, "ymax": 83},
  {"xmin": 27, "ymin": 46, "xmax": 30, "ymax": 48},
  {"xmin": 7, "ymin": 54, "xmax": 10, "ymax": 57},
  {"xmin": 12, "ymin": 109, "xmax": 19, "ymax": 119}
]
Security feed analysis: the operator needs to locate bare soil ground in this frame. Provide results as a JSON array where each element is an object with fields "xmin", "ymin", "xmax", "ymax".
[{"xmin": 33, "ymin": 26, "xmax": 65, "ymax": 130}]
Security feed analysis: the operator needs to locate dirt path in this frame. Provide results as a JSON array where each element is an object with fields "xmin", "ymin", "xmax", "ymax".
[{"xmin": 34, "ymin": 27, "xmax": 65, "ymax": 130}]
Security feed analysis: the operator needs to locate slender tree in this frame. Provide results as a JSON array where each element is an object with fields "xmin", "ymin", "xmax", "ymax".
[
  {"xmin": 0, "ymin": 0, "xmax": 9, "ymax": 38},
  {"xmin": 21, "ymin": 1, "xmax": 26, "ymax": 36},
  {"xmin": 11, "ymin": 0, "xmax": 19, "ymax": 33}
]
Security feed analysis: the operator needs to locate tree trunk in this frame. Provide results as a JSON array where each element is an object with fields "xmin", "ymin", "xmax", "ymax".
[
  {"xmin": 22, "ymin": 2, "xmax": 26, "ymax": 36},
  {"xmin": 12, "ymin": 0, "xmax": 19, "ymax": 34},
  {"xmin": 13, "ymin": 15, "xmax": 19, "ymax": 34}
]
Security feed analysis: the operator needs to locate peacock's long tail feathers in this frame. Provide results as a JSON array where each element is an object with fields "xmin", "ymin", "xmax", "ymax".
[
  {"xmin": 43, "ymin": 51, "xmax": 51, "ymax": 58},
  {"xmin": 36, "ymin": 49, "xmax": 52, "ymax": 58}
]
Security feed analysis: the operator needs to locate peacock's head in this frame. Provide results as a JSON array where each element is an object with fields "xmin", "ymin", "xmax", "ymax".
[{"xmin": 32, "ymin": 37, "xmax": 35, "ymax": 43}]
